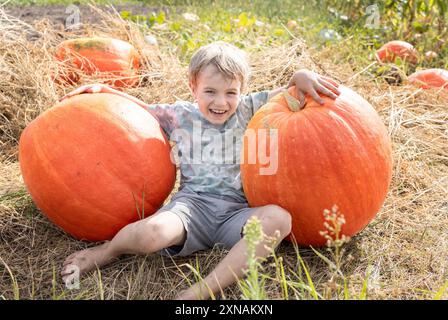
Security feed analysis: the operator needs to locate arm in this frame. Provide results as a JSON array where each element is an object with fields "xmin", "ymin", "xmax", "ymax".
[
  {"xmin": 59, "ymin": 84, "xmax": 159, "ymax": 118},
  {"xmin": 268, "ymin": 86, "xmax": 287, "ymax": 100},
  {"xmin": 59, "ymin": 84, "xmax": 151, "ymax": 110},
  {"xmin": 104, "ymin": 87, "xmax": 151, "ymax": 110},
  {"xmin": 59, "ymin": 84, "xmax": 177, "ymax": 135}
]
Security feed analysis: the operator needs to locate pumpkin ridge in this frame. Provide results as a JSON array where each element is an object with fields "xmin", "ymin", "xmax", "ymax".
[
  {"xmin": 303, "ymin": 110, "xmax": 363, "ymax": 239},
  {"xmin": 290, "ymin": 114, "xmax": 330, "ymax": 243},
  {"xmin": 324, "ymin": 109, "xmax": 373, "ymax": 219}
]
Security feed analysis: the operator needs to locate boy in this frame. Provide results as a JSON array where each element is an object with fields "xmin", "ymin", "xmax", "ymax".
[{"xmin": 60, "ymin": 41, "xmax": 339, "ymax": 299}]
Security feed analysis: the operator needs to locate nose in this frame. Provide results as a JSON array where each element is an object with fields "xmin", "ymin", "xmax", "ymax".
[{"xmin": 214, "ymin": 94, "xmax": 227, "ymax": 107}]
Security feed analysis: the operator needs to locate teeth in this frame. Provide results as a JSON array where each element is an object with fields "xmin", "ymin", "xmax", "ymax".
[{"xmin": 210, "ymin": 109, "xmax": 227, "ymax": 114}]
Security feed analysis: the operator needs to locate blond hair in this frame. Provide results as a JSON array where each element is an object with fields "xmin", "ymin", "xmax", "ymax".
[{"xmin": 188, "ymin": 41, "xmax": 250, "ymax": 92}]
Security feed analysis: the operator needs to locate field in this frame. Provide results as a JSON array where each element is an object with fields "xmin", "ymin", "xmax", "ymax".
[{"xmin": 0, "ymin": 0, "xmax": 447, "ymax": 300}]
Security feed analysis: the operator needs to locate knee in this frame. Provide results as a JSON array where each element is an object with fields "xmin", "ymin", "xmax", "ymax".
[
  {"xmin": 257, "ymin": 205, "xmax": 292, "ymax": 238},
  {"xmin": 127, "ymin": 219, "xmax": 170, "ymax": 253}
]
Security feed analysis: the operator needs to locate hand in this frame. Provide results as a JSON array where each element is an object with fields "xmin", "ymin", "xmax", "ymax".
[
  {"xmin": 287, "ymin": 69, "xmax": 340, "ymax": 108},
  {"xmin": 59, "ymin": 83, "xmax": 110, "ymax": 102}
]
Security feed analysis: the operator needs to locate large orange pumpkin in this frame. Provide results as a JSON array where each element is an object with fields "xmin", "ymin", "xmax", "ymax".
[
  {"xmin": 408, "ymin": 68, "xmax": 448, "ymax": 90},
  {"xmin": 55, "ymin": 37, "xmax": 140, "ymax": 87},
  {"xmin": 375, "ymin": 40, "xmax": 418, "ymax": 64},
  {"xmin": 241, "ymin": 85, "xmax": 393, "ymax": 246},
  {"xmin": 19, "ymin": 93, "xmax": 175, "ymax": 241}
]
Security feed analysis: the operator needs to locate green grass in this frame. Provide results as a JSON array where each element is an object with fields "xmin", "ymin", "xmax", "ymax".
[
  {"xmin": 6, "ymin": 0, "xmax": 447, "ymax": 68},
  {"xmin": 6, "ymin": 0, "xmax": 141, "ymax": 5},
  {"xmin": 120, "ymin": 1, "xmax": 448, "ymax": 68}
]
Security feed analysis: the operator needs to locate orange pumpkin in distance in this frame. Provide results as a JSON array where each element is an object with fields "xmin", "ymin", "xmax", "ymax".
[
  {"xmin": 55, "ymin": 37, "xmax": 140, "ymax": 87},
  {"xmin": 19, "ymin": 93, "xmax": 175, "ymax": 241},
  {"xmin": 424, "ymin": 51, "xmax": 438, "ymax": 62},
  {"xmin": 375, "ymin": 40, "xmax": 418, "ymax": 64},
  {"xmin": 241, "ymin": 85, "xmax": 393, "ymax": 246},
  {"xmin": 408, "ymin": 68, "xmax": 448, "ymax": 90}
]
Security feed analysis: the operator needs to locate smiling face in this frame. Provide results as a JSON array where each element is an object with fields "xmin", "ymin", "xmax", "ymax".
[{"xmin": 189, "ymin": 64, "xmax": 242, "ymax": 125}]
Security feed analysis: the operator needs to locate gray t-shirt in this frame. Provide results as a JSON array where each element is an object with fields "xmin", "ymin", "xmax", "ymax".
[{"xmin": 146, "ymin": 91, "xmax": 269, "ymax": 203}]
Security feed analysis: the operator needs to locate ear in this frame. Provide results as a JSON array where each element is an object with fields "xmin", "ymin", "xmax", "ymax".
[{"xmin": 189, "ymin": 79, "xmax": 197, "ymax": 97}]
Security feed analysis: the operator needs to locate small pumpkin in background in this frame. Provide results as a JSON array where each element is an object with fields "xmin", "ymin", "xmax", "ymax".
[
  {"xmin": 424, "ymin": 51, "xmax": 438, "ymax": 62},
  {"xmin": 287, "ymin": 20, "xmax": 298, "ymax": 30},
  {"xmin": 408, "ymin": 68, "xmax": 448, "ymax": 90},
  {"xmin": 19, "ymin": 93, "xmax": 175, "ymax": 241},
  {"xmin": 55, "ymin": 37, "xmax": 140, "ymax": 88},
  {"xmin": 241, "ymin": 85, "xmax": 393, "ymax": 246},
  {"xmin": 375, "ymin": 40, "xmax": 419, "ymax": 64}
]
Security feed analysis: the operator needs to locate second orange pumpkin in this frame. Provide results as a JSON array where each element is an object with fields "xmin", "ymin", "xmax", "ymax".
[
  {"xmin": 55, "ymin": 37, "xmax": 140, "ymax": 87},
  {"xmin": 241, "ymin": 85, "xmax": 393, "ymax": 246},
  {"xmin": 408, "ymin": 68, "xmax": 448, "ymax": 90},
  {"xmin": 375, "ymin": 40, "xmax": 418, "ymax": 64}
]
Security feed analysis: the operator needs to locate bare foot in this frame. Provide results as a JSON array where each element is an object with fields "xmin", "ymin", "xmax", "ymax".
[
  {"xmin": 175, "ymin": 289, "xmax": 201, "ymax": 300},
  {"xmin": 175, "ymin": 284, "xmax": 214, "ymax": 300},
  {"xmin": 61, "ymin": 241, "xmax": 118, "ymax": 283}
]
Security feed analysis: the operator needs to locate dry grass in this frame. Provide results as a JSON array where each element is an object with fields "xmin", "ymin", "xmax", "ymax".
[{"xmin": 1, "ymin": 5, "xmax": 447, "ymax": 300}]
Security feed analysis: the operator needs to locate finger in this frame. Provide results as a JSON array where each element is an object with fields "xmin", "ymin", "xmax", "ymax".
[
  {"xmin": 59, "ymin": 87, "xmax": 85, "ymax": 101},
  {"xmin": 59, "ymin": 89, "xmax": 81, "ymax": 102},
  {"xmin": 58, "ymin": 93, "xmax": 76, "ymax": 102},
  {"xmin": 320, "ymin": 76, "xmax": 340, "ymax": 88},
  {"xmin": 61, "ymin": 269, "xmax": 73, "ymax": 277},
  {"xmin": 297, "ymin": 90, "xmax": 306, "ymax": 109},
  {"xmin": 61, "ymin": 267, "xmax": 75, "ymax": 277},
  {"xmin": 318, "ymin": 78, "xmax": 340, "ymax": 95},
  {"xmin": 62, "ymin": 274, "xmax": 73, "ymax": 283},
  {"xmin": 315, "ymin": 82, "xmax": 338, "ymax": 99},
  {"xmin": 72, "ymin": 86, "xmax": 87, "ymax": 94},
  {"xmin": 92, "ymin": 85, "xmax": 102, "ymax": 93},
  {"xmin": 87, "ymin": 84, "xmax": 102, "ymax": 93},
  {"xmin": 307, "ymin": 87, "xmax": 324, "ymax": 105}
]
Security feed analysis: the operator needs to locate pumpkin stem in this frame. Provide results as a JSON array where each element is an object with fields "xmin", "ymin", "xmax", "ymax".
[{"xmin": 283, "ymin": 90, "xmax": 304, "ymax": 112}]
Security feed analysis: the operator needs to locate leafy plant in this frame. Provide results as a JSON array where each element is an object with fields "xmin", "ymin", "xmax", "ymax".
[{"xmin": 238, "ymin": 216, "xmax": 268, "ymax": 300}]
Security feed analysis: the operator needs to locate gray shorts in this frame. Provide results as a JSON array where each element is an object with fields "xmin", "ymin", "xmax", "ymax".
[{"xmin": 157, "ymin": 189, "xmax": 257, "ymax": 257}]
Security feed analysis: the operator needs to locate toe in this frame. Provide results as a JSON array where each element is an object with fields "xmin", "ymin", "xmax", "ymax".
[
  {"xmin": 61, "ymin": 263, "xmax": 80, "ymax": 277},
  {"xmin": 62, "ymin": 274, "xmax": 71, "ymax": 283},
  {"xmin": 61, "ymin": 268, "xmax": 73, "ymax": 277}
]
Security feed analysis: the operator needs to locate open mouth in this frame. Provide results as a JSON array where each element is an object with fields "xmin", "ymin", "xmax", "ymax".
[{"xmin": 209, "ymin": 109, "xmax": 228, "ymax": 115}]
